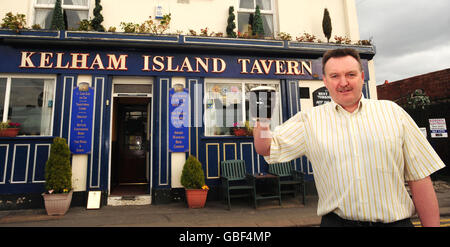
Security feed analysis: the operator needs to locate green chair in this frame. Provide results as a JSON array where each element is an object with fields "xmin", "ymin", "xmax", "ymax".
[
  {"xmin": 268, "ymin": 161, "xmax": 306, "ymax": 205},
  {"xmin": 220, "ymin": 159, "xmax": 256, "ymax": 210}
]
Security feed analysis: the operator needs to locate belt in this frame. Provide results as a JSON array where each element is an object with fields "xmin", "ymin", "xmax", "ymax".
[{"xmin": 321, "ymin": 212, "xmax": 414, "ymax": 227}]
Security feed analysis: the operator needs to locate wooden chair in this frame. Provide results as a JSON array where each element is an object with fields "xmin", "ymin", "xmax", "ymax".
[
  {"xmin": 220, "ymin": 160, "xmax": 256, "ymax": 210},
  {"xmin": 268, "ymin": 161, "xmax": 306, "ymax": 205}
]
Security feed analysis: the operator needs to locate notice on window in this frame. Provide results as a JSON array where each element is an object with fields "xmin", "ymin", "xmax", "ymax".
[
  {"xmin": 70, "ymin": 82, "xmax": 94, "ymax": 154},
  {"xmin": 312, "ymin": 86, "xmax": 331, "ymax": 106},
  {"xmin": 429, "ymin": 118, "xmax": 447, "ymax": 138}
]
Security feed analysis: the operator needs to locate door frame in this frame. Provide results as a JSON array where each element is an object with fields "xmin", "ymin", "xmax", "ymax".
[{"xmin": 108, "ymin": 77, "xmax": 153, "ymax": 200}]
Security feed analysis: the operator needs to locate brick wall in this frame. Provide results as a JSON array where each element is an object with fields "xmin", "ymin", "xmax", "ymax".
[{"xmin": 377, "ymin": 68, "xmax": 450, "ymax": 103}]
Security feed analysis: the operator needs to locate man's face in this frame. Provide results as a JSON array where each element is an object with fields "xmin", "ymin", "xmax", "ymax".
[{"xmin": 323, "ymin": 55, "xmax": 364, "ymax": 112}]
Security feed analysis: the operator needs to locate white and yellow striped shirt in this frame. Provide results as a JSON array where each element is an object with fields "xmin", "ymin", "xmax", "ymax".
[{"xmin": 265, "ymin": 98, "xmax": 445, "ymax": 223}]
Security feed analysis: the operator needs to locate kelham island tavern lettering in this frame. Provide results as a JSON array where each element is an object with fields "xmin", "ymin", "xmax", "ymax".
[{"xmin": 18, "ymin": 51, "xmax": 313, "ymax": 76}]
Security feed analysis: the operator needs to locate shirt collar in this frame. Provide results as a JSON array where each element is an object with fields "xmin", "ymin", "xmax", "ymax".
[{"xmin": 331, "ymin": 94, "xmax": 366, "ymax": 114}]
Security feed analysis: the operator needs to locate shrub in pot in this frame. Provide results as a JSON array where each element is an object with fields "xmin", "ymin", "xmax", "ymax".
[
  {"xmin": 42, "ymin": 137, "xmax": 73, "ymax": 216},
  {"xmin": 180, "ymin": 155, "xmax": 208, "ymax": 208}
]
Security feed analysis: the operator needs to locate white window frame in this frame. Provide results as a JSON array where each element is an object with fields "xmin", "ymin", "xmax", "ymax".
[
  {"xmin": 237, "ymin": 0, "xmax": 277, "ymax": 38},
  {"xmin": 0, "ymin": 74, "xmax": 57, "ymax": 137},
  {"xmin": 33, "ymin": 0, "xmax": 91, "ymax": 29},
  {"xmin": 203, "ymin": 78, "xmax": 281, "ymax": 137}
]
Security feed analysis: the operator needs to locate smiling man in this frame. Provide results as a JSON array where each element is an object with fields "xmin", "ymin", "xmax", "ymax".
[{"xmin": 253, "ymin": 48, "xmax": 445, "ymax": 227}]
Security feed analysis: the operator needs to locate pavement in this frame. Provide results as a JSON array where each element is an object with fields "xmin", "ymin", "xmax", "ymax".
[{"xmin": 1, "ymin": 181, "xmax": 450, "ymax": 227}]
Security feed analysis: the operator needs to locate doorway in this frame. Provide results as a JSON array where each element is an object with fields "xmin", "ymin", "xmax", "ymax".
[{"xmin": 111, "ymin": 97, "xmax": 151, "ymax": 196}]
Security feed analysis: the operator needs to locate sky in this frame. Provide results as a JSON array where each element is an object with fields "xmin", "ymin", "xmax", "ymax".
[{"xmin": 355, "ymin": 0, "xmax": 450, "ymax": 84}]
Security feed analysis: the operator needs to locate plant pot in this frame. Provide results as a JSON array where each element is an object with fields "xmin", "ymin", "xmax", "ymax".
[
  {"xmin": 185, "ymin": 189, "xmax": 208, "ymax": 208},
  {"xmin": 42, "ymin": 190, "xmax": 73, "ymax": 216},
  {"xmin": 0, "ymin": 128, "xmax": 19, "ymax": 137}
]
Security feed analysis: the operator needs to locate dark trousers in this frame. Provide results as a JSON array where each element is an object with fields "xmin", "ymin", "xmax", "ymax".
[{"xmin": 320, "ymin": 212, "xmax": 414, "ymax": 227}]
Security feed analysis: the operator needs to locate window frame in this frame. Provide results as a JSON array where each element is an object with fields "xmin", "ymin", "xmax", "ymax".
[
  {"xmin": 33, "ymin": 0, "xmax": 91, "ymax": 29},
  {"xmin": 0, "ymin": 74, "xmax": 57, "ymax": 137},
  {"xmin": 203, "ymin": 78, "xmax": 282, "ymax": 137},
  {"xmin": 237, "ymin": 0, "xmax": 277, "ymax": 38}
]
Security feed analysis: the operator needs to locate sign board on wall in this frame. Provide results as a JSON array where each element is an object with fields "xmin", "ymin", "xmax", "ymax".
[
  {"xmin": 429, "ymin": 118, "xmax": 447, "ymax": 138},
  {"xmin": 70, "ymin": 82, "xmax": 94, "ymax": 153},
  {"xmin": 168, "ymin": 87, "xmax": 189, "ymax": 152},
  {"xmin": 312, "ymin": 86, "xmax": 332, "ymax": 106}
]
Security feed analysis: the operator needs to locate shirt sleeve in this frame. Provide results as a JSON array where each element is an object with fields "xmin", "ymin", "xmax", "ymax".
[
  {"xmin": 264, "ymin": 112, "xmax": 307, "ymax": 164},
  {"xmin": 399, "ymin": 106, "xmax": 446, "ymax": 181}
]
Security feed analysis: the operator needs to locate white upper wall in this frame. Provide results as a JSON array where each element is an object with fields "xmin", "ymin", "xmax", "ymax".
[{"xmin": 0, "ymin": 0, "xmax": 360, "ymax": 41}]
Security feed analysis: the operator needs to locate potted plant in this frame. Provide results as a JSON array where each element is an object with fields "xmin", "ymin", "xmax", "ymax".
[
  {"xmin": 0, "ymin": 121, "xmax": 21, "ymax": 137},
  {"xmin": 42, "ymin": 137, "xmax": 73, "ymax": 216},
  {"xmin": 180, "ymin": 155, "xmax": 209, "ymax": 208}
]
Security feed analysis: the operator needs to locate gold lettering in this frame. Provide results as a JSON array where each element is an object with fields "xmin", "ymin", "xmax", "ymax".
[
  {"xmin": 152, "ymin": 56, "xmax": 164, "ymax": 71},
  {"xmin": 301, "ymin": 61, "xmax": 312, "ymax": 75},
  {"xmin": 258, "ymin": 59, "xmax": 274, "ymax": 74},
  {"xmin": 19, "ymin": 51, "xmax": 36, "ymax": 68},
  {"xmin": 70, "ymin": 53, "xmax": 90, "ymax": 69},
  {"xmin": 250, "ymin": 60, "xmax": 263, "ymax": 74},
  {"xmin": 180, "ymin": 57, "xmax": 194, "ymax": 72},
  {"xmin": 39, "ymin": 52, "xmax": 53, "ymax": 68},
  {"xmin": 106, "ymin": 54, "xmax": 128, "ymax": 70},
  {"xmin": 166, "ymin": 56, "xmax": 179, "ymax": 72},
  {"xmin": 286, "ymin": 60, "xmax": 300, "ymax": 75},
  {"xmin": 212, "ymin": 58, "xmax": 226, "ymax": 73},
  {"xmin": 55, "ymin": 52, "xmax": 69, "ymax": 69},
  {"xmin": 89, "ymin": 54, "xmax": 105, "ymax": 70},
  {"xmin": 195, "ymin": 57, "xmax": 209, "ymax": 72},
  {"xmin": 275, "ymin": 60, "xmax": 286, "ymax": 75},
  {"xmin": 142, "ymin": 55, "xmax": 151, "ymax": 71},
  {"xmin": 237, "ymin": 58, "xmax": 250, "ymax": 74}
]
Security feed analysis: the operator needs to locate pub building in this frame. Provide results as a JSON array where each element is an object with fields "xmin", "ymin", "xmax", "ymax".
[{"xmin": 0, "ymin": 0, "xmax": 376, "ymax": 209}]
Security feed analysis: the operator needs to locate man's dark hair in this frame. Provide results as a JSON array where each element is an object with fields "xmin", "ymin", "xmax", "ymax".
[{"xmin": 322, "ymin": 48, "xmax": 362, "ymax": 74}]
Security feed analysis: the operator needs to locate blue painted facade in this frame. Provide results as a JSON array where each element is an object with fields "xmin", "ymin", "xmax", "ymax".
[{"xmin": 0, "ymin": 30, "xmax": 375, "ymax": 206}]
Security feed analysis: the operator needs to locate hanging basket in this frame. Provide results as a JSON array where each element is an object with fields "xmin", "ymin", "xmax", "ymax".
[
  {"xmin": 42, "ymin": 190, "xmax": 73, "ymax": 216},
  {"xmin": 185, "ymin": 189, "xmax": 208, "ymax": 208},
  {"xmin": 0, "ymin": 128, "xmax": 19, "ymax": 137}
]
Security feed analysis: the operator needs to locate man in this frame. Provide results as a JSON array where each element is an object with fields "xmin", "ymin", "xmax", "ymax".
[{"xmin": 253, "ymin": 48, "xmax": 445, "ymax": 227}]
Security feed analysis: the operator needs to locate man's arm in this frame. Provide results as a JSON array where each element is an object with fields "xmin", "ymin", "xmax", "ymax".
[
  {"xmin": 253, "ymin": 120, "xmax": 272, "ymax": 157},
  {"xmin": 407, "ymin": 176, "xmax": 440, "ymax": 227}
]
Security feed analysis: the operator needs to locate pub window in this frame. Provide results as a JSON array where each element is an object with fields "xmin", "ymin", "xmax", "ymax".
[
  {"xmin": 204, "ymin": 79, "xmax": 281, "ymax": 136},
  {"xmin": 34, "ymin": 0, "xmax": 90, "ymax": 30},
  {"xmin": 237, "ymin": 0, "xmax": 275, "ymax": 38},
  {"xmin": 0, "ymin": 75, "xmax": 56, "ymax": 136}
]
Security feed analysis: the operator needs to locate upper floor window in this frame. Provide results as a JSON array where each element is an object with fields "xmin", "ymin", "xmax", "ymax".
[
  {"xmin": 0, "ymin": 75, "xmax": 56, "ymax": 136},
  {"xmin": 34, "ymin": 0, "xmax": 89, "ymax": 30},
  {"xmin": 238, "ymin": 0, "xmax": 275, "ymax": 38}
]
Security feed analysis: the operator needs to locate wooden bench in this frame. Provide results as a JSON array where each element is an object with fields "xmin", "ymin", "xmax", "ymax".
[
  {"xmin": 268, "ymin": 161, "xmax": 306, "ymax": 205},
  {"xmin": 220, "ymin": 160, "xmax": 256, "ymax": 210}
]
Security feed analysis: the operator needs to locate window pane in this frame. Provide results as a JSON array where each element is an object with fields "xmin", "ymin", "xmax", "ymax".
[
  {"xmin": 256, "ymin": 0, "xmax": 271, "ymax": 10},
  {"xmin": 245, "ymin": 84, "xmax": 280, "ymax": 131},
  {"xmin": 63, "ymin": 0, "xmax": 88, "ymax": 6},
  {"xmin": 65, "ymin": 9, "xmax": 89, "ymax": 29},
  {"xmin": 9, "ymin": 78, "xmax": 55, "ymax": 136},
  {"xmin": 0, "ymin": 78, "xmax": 6, "ymax": 121},
  {"xmin": 36, "ymin": 0, "xmax": 56, "ymax": 4},
  {"xmin": 262, "ymin": 14, "xmax": 273, "ymax": 37},
  {"xmin": 237, "ymin": 13, "xmax": 252, "ymax": 35},
  {"xmin": 239, "ymin": 0, "xmax": 254, "ymax": 9},
  {"xmin": 204, "ymin": 84, "xmax": 243, "ymax": 136},
  {"xmin": 35, "ymin": 9, "xmax": 53, "ymax": 29}
]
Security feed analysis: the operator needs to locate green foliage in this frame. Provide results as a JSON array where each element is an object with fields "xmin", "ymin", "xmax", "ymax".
[
  {"xmin": 226, "ymin": 6, "xmax": 237, "ymax": 38},
  {"xmin": 406, "ymin": 89, "xmax": 431, "ymax": 110},
  {"xmin": 1, "ymin": 12, "xmax": 26, "ymax": 32},
  {"xmin": 91, "ymin": 0, "xmax": 105, "ymax": 32},
  {"xmin": 252, "ymin": 5, "xmax": 264, "ymax": 37},
  {"xmin": 180, "ymin": 155, "xmax": 205, "ymax": 189},
  {"xmin": 50, "ymin": 0, "xmax": 65, "ymax": 30},
  {"xmin": 120, "ymin": 14, "xmax": 171, "ymax": 34},
  {"xmin": 78, "ymin": 19, "xmax": 92, "ymax": 31},
  {"xmin": 45, "ymin": 137, "xmax": 72, "ymax": 193},
  {"xmin": 322, "ymin": 8, "xmax": 332, "ymax": 42}
]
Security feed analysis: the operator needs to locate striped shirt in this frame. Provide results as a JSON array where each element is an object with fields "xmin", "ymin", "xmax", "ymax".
[{"xmin": 264, "ymin": 97, "xmax": 445, "ymax": 223}]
